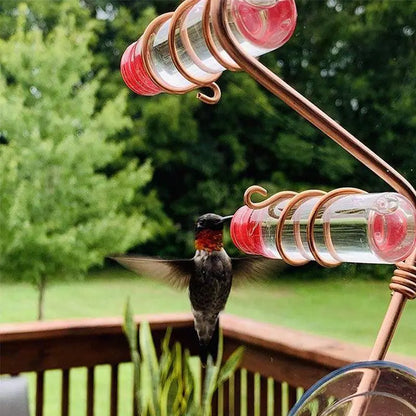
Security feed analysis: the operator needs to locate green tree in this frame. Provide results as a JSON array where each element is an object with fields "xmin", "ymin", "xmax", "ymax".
[{"xmin": 0, "ymin": 4, "xmax": 158, "ymax": 319}]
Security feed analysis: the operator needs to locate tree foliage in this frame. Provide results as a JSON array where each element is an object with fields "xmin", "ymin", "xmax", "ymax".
[{"xmin": 0, "ymin": 2, "xmax": 162, "ymax": 317}]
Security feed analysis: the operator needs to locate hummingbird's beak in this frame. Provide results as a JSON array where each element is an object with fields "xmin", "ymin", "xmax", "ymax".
[{"xmin": 221, "ymin": 215, "xmax": 233, "ymax": 223}]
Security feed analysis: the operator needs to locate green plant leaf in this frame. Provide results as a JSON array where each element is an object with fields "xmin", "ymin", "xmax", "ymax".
[
  {"xmin": 174, "ymin": 344, "xmax": 183, "ymax": 410},
  {"xmin": 140, "ymin": 358, "xmax": 155, "ymax": 416},
  {"xmin": 215, "ymin": 328, "xmax": 224, "ymax": 368},
  {"xmin": 201, "ymin": 355, "xmax": 220, "ymax": 416},
  {"xmin": 160, "ymin": 371, "xmax": 175, "ymax": 416},
  {"xmin": 122, "ymin": 299, "xmax": 142, "ymax": 415},
  {"xmin": 159, "ymin": 327, "xmax": 173, "ymax": 385},
  {"xmin": 140, "ymin": 321, "xmax": 161, "ymax": 416},
  {"xmin": 217, "ymin": 346, "xmax": 244, "ymax": 387},
  {"xmin": 123, "ymin": 297, "xmax": 137, "ymax": 352},
  {"xmin": 185, "ymin": 351, "xmax": 200, "ymax": 410},
  {"xmin": 123, "ymin": 309, "xmax": 242, "ymax": 416},
  {"xmin": 183, "ymin": 349, "xmax": 195, "ymax": 406}
]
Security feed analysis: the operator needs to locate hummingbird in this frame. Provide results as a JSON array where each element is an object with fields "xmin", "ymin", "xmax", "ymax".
[{"xmin": 111, "ymin": 213, "xmax": 280, "ymax": 365}]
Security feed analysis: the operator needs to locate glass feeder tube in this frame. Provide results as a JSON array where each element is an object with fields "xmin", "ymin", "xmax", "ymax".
[
  {"xmin": 230, "ymin": 192, "xmax": 416, "ymax": 264},
  {"xmin": 120, "ymin": 0, "xmax": 297, "ymax": 95}
]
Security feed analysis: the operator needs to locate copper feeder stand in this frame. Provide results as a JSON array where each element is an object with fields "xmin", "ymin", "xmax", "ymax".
[{"xmin": 139, "ymin": 0, "xmax": 416, "ymax": 364}]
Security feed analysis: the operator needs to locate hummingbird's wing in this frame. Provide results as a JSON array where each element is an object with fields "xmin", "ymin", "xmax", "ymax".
[
  {"xmin": 231, "ymin": 256, "xmax": 284, "ymax": 286},
  {"xmin": 110, "ymin": 255, "xmax": 193, "ymax": 289}
]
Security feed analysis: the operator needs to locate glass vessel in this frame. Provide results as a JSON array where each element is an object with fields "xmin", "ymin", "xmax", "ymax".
[
  {"xmin": 120, "ymin": 0, "xmax": 297, "ymax": 95},
  {"xmin": 289, "ymin": 361, "xmax": 416, "ymax": 416},
  {"xmin": 230, "ymin": 192, "xmax": 416, "ymax": 264}
]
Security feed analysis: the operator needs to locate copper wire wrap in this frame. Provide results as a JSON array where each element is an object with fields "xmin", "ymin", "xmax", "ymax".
[
  {"xmin": 244, "ymin": 185, "xmax": 367, "ymax": 267},
  {"xmin": 307, "ymin": 187, "xmax": 367, "ymax": 267},
  {"xmin": 203, "ymin": 0, "xmax": 240, "ymax": 71},
  {"xmin": 139, "ymin": 0, "xmax": 244, "ymax": 104},
  {"xmin": 141, "ymin": 13, "xmax": 189, "ymax": 94},
  {"xmin": 391, "ymin": 262, "xmax": 416, "ymax": 300},
  {"xmin": 168, "ymin": 0, "xmax": 223, "ymax": 103}
]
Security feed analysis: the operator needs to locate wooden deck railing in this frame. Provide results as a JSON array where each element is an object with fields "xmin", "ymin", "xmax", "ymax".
[{"xmin": 1, "ymin": 313, "xmax": 415, "ymax": 416}]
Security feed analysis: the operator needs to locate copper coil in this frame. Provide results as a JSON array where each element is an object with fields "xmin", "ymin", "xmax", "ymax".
[
  {"xmin": 307, "ymin": 187, "xmax": 367, "ymax": 267},
  {"xmin": 179, "ymin": 1, "xmax": 220, "ymax": 75},
  {"xmin": 168, "ymin": 0, "xmax": 223, "ymax": 103},
  {"xmin": 390, "ymin": 262, "xmax": 416, "ymax": 299},
  {"xmin": 138, "ymin": 0, "xmax": 244, "ymax": 103},
  {"xmin": 140, "ymin": 13, "xmax": 194, "ymax": 94},
  {"xmin": 276, "ymin": 190, "xmax": 325, "ymax": 267},
  {"xmin": 140, "ymin": 6, "xmax": 214, "ymax": 98},
  {"xmin": 244, "ymin": 185, "xmax": 296, "ymax": 209},
  {"xmin": 244, "ymin": 185, "xmax": 367, "ymax": 267},
  {"xmin": 203, "ymin": 0, "xmax": 240, "ymax": 71}
]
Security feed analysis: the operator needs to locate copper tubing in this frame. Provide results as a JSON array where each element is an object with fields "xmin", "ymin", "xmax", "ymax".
[{"xmin": 244, "ymin": 186, "xmax": 371, "ymax": 268}]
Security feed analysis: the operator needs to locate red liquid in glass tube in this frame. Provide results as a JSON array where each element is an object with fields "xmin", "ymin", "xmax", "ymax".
[
  {"xmin": 233, "ymin": 0, "xmax": 297, "ymax": 49},
  {"xmin": 120, "ymin": 0, "xmax": 297, "ymax": 95},
  {"xmin": 120, "ymin": 40, "xmax": 161, "ymax": 96},
  {"xmin": 230, "ymin": 193, "xmax": 416, "ymax": 264}
]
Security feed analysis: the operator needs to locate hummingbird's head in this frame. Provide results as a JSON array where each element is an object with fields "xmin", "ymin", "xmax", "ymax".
[{"xmin": 194, "ymin": 213, "xmax": 233, "ymax": 252}]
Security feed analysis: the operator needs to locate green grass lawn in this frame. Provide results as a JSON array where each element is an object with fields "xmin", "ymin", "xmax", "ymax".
[
  {"xmin": 1, "ymin": 266, "xmax": 415, "ymax": 356},
  {"xmin": 1, "ymin": 266, "xmax": 415, "ymax": 416}
]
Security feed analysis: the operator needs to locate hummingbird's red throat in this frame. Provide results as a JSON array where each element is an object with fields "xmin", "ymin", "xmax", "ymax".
[{"xmin": 195, "ymin": 229, "xmax": 223, "ymax": 252}]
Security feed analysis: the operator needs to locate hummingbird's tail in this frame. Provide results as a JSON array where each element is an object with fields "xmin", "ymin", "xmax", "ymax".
[{"xmin": 199, "ymin": 319, "xmax": 220, "ymax": 366}]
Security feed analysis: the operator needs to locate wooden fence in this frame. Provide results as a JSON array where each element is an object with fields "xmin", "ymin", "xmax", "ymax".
[{"xmin": 1, "ymin": 313, "xmax": 415, "ymax": 416}]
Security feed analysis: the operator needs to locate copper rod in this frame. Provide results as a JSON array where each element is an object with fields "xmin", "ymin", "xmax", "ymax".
[
  {"xmin": 348, "ymin": 368, "xmax": 381, "ymax": 416},
  {"xmin": 369, "ymin": 261, "xmax": 416, "ymax": 360},
  {"xmin": 347, "ymin": 293, "xmax": 406, "ymax": 416},
  {"xmin": 369, "ymin": 291, "xmax": 406, "ymax": 360},
  {"xmin": 209, "ymin": 0, "xmax": 416, "ymax": 210}
]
